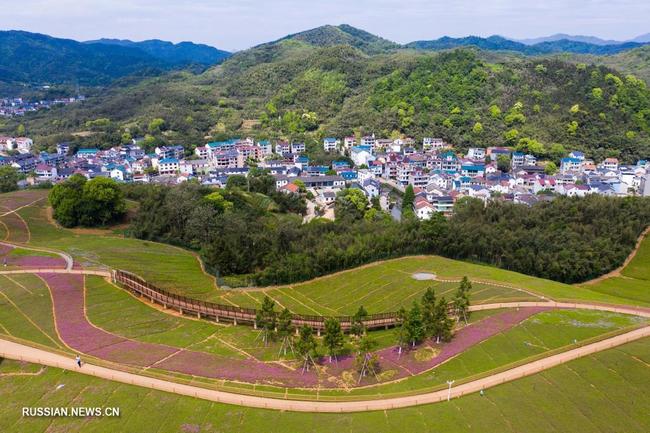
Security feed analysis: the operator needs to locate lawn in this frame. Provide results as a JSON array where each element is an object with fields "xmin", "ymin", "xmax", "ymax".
[
  {"xmin": 4, "ymin": 189, "xmax": 649, "ymax": 312},
  {"xmin": 583, "ymin": 235, "xmax": 650, "ymax": 306},
  {"xmin": 0, "ymin": 274, "xmax": 63, "ymax": 349},
  {"xmin": 84, "ymin": 276, "xmax": 644, "ymax": 397},
  {"xmin": 16, "ymin": 201, "xmax": 217, "ymax": 299},
  {"xmin": 214, "ymin": 254, "xmax": 650, "ymax": 315},
  {"xmin": 1, "ymin": 337, "xmax": 648, "ymax": 433}
]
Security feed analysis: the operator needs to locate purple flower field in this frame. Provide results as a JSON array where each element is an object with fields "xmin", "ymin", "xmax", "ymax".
[
  {"xmin": 0, "ymin": 246, "xmax": 67, "ymax": 269},
  {"xmin": 40, "ymin": 273, "xmax": 319, "ymax": 387},
  {"xmin": 40, "ymin": 272, "xmax": 549, "ymax": 388}
]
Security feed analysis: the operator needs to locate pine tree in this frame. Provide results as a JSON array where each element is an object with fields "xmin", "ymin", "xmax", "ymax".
[
  {"xmin": 350, "ymin": 305, "xmax": 368, "ymax": 337},
  {"xmin": 356, "ymin": 335, "xmax": 379, "ymax": 383},
  {"xmin": 295, "ymin": 325, "xmax": 317, "ymax": 374},
  {"xmin": 394, "ymin": 307, "xmax": 408, "ymax": 357},
  {"xmin": 452, "ymin": 276, "xmax": 472, "ymax": 324},
  {"xmin": 421, "ymin": 287, "xmax": 437, "ymax": 337},
  {"xmin": 323, "ymin": 318, "xmax": 345, "ymax": 363},
  {"xmin": 434, "ymin": 297, "xmax": 454, "ymax": 343},
  {"xmin": 405, "ymin": 301, "xmax": 424, "ymax": 347},
  {"xmin": 255, "ymin": 295, "xmax": 277, "ymax": 346},
  {"xmin": 277, "ymin": 308, "xmax": 295, "ymax": 356}
]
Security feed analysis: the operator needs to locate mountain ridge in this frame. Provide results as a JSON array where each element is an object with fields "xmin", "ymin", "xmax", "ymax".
[{"xmin": 85, "ymin": 38, "xmax": 231, "ymax": 65}]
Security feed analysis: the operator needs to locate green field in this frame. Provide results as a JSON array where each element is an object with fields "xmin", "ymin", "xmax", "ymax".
[
  {"xmin": 583, "ymin": 235, "xmax": 650, "ymax": 306},
  {"xmin": 1, "ymin": 337, "xmax": 649, "ymax": 433},
  {"xmin": 16, "ymin": 200, "xmax": 217, "ymax": 298},
  {"xmin": 4, "ymin": 189, "xmax": 648, "ymax": 313},
  {"xmin": 84, "ymin": 276, "xmax": 645, "ymax": 397},
  {"xmin": 0, "ymin": 274, "xmax": 63, "ymax": 350}
]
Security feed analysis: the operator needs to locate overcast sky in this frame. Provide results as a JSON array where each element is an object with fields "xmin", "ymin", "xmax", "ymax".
[{"xmin": 1, "ymin": 0, "xmax": 649, "ymax": 51}]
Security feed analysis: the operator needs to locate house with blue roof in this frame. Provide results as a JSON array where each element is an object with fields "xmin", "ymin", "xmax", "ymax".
[
  {"xmin": 156, "ymin": 158, "xmax": 180, "ymax": 175},
  {"xmin": 338, "ymin": 170, "xmax": 358, "ymax": 181},
  {"xmin": 323, "ymin": 137, "xmax": 340, "ymax": 152},
  {"xmin": 75, "ymin": 148, "xmax": 99, "ymax": 159},
  {"xmin": 560, "ymin": 157, "xmax": 582, "ymax": 173}
]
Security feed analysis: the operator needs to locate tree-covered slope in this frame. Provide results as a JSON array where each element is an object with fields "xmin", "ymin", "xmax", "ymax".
[
  {"xmin": 85, "ymin": 38, "xmax": 231, "ymax": 65},
  {"xmin": 7, "ymin": 43, "xmax": 650, "ymax": 162},
  {"xmin": 0, "ymin": 31, "xmax": 169, "ymax": 86},
  {"xmin": 405, "ymin": 35, "xmax": 649, "ymax": 55},
  {"xmin": 269, "ymin": 24, "xmax": 400, "ymax": 54}
]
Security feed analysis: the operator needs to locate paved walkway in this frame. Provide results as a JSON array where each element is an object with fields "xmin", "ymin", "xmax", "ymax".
[
  {"xmin": 2, "ymin": 324, "xmax": 649, "ymax": 413},
  {"xmin": 0, "ymin": 242, "xmax": 75, "ymax": 271}
]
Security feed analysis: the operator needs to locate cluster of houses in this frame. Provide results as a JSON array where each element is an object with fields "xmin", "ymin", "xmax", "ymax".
[
  {"xmin": 0, "ymin": 96, "xmax": 83, "ymax": 117},
  {"xmin": 2, "ymin": 133, "xmax": 649, "ymax": 220}
]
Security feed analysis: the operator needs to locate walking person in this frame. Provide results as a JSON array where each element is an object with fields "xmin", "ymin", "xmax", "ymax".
[{"xmin": 75, "ymin": 355, "xmax": 82, "ymax": 368}]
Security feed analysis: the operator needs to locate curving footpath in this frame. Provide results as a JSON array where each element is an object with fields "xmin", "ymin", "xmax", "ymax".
[
  {"xmin": 1, "ymin": 323, "xmax": 649, "ymax": 413},
  {"xmin": 0, "ymin": 242, "xmax": 75, "ymax": 271}
]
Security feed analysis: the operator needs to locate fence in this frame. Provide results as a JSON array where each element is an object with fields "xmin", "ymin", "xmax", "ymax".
[{"xmin": 112, "ymin": 270, "xmax": 401, "ymax": 332}]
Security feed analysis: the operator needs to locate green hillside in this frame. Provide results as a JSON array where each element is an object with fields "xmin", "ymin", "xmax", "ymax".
[{"xmin": 5, "ymin": 28, "xmax": 650, "ymax": 162}]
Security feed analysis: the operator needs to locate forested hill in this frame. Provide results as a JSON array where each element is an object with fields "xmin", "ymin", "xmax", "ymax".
[
  {"xmin": 267, "ymin": 24, "xmax": 401, "ymax": 54},
  {"xmin": 0, "ymin": 30, "xmax": 230, "ymax": 88},
  {"xmin": 405, "ymin": 35, "xmax": 648, "ymax": 55},
  {"xmin": 12, "ymin": 38, "xmax": 650, "ymax": 163},
  {"xmin": 85, "ymin": 39, "xmax": 231, "ymax": 65}
]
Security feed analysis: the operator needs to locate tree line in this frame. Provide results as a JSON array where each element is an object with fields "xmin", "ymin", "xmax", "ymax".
[{"xmin": 126, "ymin": 180, "xmax": 650, "ymax": 285}]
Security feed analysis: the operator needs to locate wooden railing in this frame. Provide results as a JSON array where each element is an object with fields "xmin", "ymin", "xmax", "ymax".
[{"xmin": 112, "ymin": 270, "xmax": 400, "ymax": 332}]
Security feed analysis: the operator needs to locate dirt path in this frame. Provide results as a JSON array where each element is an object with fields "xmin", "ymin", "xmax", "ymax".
[{"xmin": 2, "ymin": 324, "xmax": 648, "ymax": 413}]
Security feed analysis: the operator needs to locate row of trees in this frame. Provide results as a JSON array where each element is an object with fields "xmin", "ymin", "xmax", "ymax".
[
  {"xmin": 253, "ymin": 279, "xmax": 471, "ymax": 380},
  {"xmin": 128, "ymin": 181, "xmax": 650, "ymax": 285}
]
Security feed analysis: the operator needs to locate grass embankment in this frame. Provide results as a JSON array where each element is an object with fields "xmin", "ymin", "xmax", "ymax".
[
  {"xmin": 1, "ymin": 337, "xmax": 649, "ymax": 433},
  {"xmin": 4, "ymin": 189, "xmax": 649, "ymax": 311},
  {"xmin": 583, "ymin": 235, "xmax": 650, "ymax": 306}
]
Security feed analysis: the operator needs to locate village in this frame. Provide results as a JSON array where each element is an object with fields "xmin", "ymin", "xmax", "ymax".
[
  {"xmin": 0, "ymin": 95, "xmax": 84, "ymax": 117},
  {"xmin": 1, "ymin": 134, "xmax": 649, "ymax": 220}
]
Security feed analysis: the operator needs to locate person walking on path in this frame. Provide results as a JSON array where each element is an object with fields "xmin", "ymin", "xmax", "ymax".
[{"xmin": 75, "ymin": 355, "xmax": 82, "ymax": 368}]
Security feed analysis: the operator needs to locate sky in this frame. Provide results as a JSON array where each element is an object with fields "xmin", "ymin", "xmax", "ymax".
[{"xmin": 1, "ymin": 0, "xmax": 649, "ymax": 51}]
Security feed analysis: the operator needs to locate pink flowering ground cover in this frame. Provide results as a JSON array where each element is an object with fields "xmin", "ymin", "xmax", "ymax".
[
  {"xmin": 40, "ymin": 272, "xmax": 550, "ymax": 388},
  {"xmin": 0, "ymin": 247, "xmax": 66, "ymax": 269},
  {"xmin": 319, "ymin": 307, "xmax": 552, "ymax": 386},
  {"xmin": 40, "ymin": 273, "xmax": 318, "ymax": 387},
  {"xmin": 0, "ymin": 212, "xmax": 30, "ymax": 243}
]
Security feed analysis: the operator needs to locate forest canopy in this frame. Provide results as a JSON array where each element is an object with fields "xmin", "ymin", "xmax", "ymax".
[{"xmin": 126, "ymin": 182, "xmax": 650, "ymax": 286}]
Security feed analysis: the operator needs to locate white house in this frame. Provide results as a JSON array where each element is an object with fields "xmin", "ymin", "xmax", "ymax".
[
  {"xmin": 157, "ymin": 158, "xmax": 180, "ymax": 175},
  {"xmin": 467, "ymin": 148, "xmax": 486, "ymax": 160},
  {"xmin": 415, "ymin": 200, "xmax": 435, "ymax": 220},
  {"xmin": 351, "ymin": 146, "xmax": 375, "ymax": 167},
  {"xmin": 323, "ymin": 137, "xmax": 339, "ymax": 152},
  {"xmin": 290, "ymin": 142, "xmax": 306, "ymax": 154},
  {"xmin": 423, "ymin": 137, "xmax": 445, "ymax": 151}
]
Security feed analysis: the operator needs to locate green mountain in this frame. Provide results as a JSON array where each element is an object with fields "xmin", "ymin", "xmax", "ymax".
[
  {"xmin": 0, "ymin": 30, "xmax": 230, "ymax": 91},
  {"xmin": 587, "ymin": 45, "xmax": 650, "ymax": 84},
  {"xmin": 6, "ymin": 28, "xmax": 650, "ymax": 163},
  {"xmin": 267, "ymin": 24, "xmax": 400, "ymax": 54},
  {"xmin": 406, "ymin": 35, "xmax": 649, "ymax": 55},
  {"xmin": 85, "ymin": 38, "xmax": 231, "ymax": 65}
]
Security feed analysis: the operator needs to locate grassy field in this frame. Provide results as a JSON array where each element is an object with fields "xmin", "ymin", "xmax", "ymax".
[
  {"xmin": 86, "ymin": 276, "xmax": 509, "ymax": 362},
  {"xmin": 16, "ymin": 201, "xmax": 217, "ymax": 298},
  {"xmin": 1, "ymin": 337, "xmax": 649, "ymax": 433},
  {"xmin": 583, "ymin": 235, "xmax": 650, "ymax": 306},
  {"xmin": 4, "ymin": 189, "xmax": 649, "ymax": 313},
  {"xmin": 0, "ymin": 274, "xmax": 63, "ymax": 350},
  {"xmin": 82, "ymin": 276, "xmax": 645, "ymax": 397}
]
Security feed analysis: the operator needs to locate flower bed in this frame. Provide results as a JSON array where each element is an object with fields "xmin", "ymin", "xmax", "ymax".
[{"xmin": 40, "ymin": 272, "xmax": 549, "ymax": 389}]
